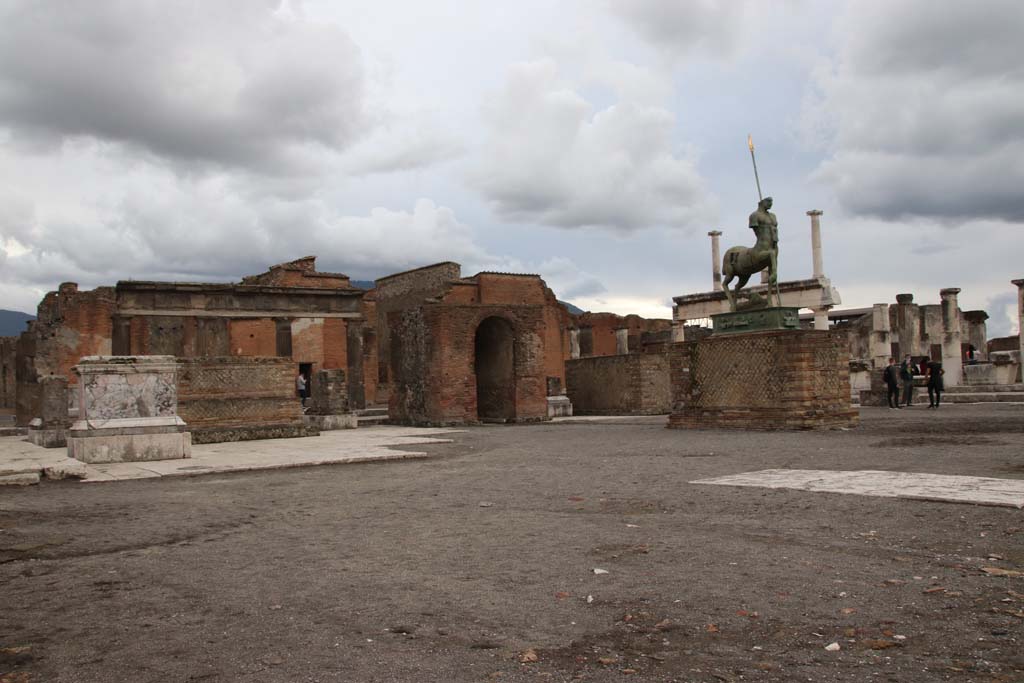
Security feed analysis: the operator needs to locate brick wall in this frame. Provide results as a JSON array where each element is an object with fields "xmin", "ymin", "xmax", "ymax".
[
  {"xmin": 389, "ymin": 303, "xmax": 549, "ymax": 426},
  {"xmin": 229, "ymin": 318, "xmax": 277, "ymax": 357},
  {"xmin": 177, "ymin": 357, "xmax": 307, "ymax": 443},
  {"xmin": 566, "ymin": 353, "xmax": 670, "ymax": 415},
  {"xmin": 667, "ymin": 330, "xmax": 859, "ymax": 430},
  {"xmin": 0, "ymin": 337, "xmax": 15, "ymax": 410}
]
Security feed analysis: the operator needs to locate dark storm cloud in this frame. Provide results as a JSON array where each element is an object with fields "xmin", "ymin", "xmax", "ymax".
[
  {"xmin": 806, "ymin": 0, "xmax": 1024, "ymax": 223},
  {"xmin": 0, "ymin": 1, "xmax": 365, "ymax": 173}
]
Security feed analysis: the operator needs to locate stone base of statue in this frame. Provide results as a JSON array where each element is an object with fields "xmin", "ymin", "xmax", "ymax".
[
  {"xmin": 66, "ymin": 356, "xmax": 192, "ymax": 464},
  {"xmin": 711, "ymin": 306, "xmax": 801, "ymax": 335},
  {"xmin": 667, "ymin": 329, "xmax": 859, "ymax": 431}
]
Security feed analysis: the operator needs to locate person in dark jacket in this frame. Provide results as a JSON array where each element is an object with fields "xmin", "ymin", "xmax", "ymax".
[
  {"xmin": 899, "ymin": 354, "xmax": 919, "ymax": 407},
  {"xmin": 882, "ymin": 357, "xmax": 900, "ymax": 409},
  {"xmin": 927, "ymin": 361, "xmax": 945, "ymax": 408}
]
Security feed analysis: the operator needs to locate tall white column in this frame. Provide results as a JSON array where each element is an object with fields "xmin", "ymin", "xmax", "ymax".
[
  {"xmin": 569, "ymin": 328, "xmax": 580, "ymax": 359},
  {"xmin": 807, "ymin": 210, "xmax": 824, "ymax": 279},
  {"xmin": 940, "ymin": 287, "xmax": 963, "ymax": 387},
  {"xmin": 708, "ymin": 230, "xmax": 722, "ymax": 291},
  {"xmin": 615, "ymin": 328, "xmax": 629, "ymax": 355},
  {"xmin": 1013, "ymin": 279, "xmax": 1024, "ymax": 373}
]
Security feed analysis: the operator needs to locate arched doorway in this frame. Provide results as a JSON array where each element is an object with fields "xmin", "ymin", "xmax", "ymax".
[{"xmin": 474, "ymin": 317, "xmax": 515, "ymax": 422}]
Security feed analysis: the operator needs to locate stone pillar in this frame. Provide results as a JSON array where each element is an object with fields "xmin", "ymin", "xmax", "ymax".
[
  {"xmin": 671, "ymin": 320, "xmax": 686, "ymax": 343},
  {"xmin": 894, "ymin": 293, "xmax": 918, "ymax": 358},
  {"xmin": 569, "ymin": 328, "xmax": 580, "ymax": 359},
  {"xmin": 807, "ymin": 210, "xmax": 824, "ymax": 279},
  {"xmin": 963, "ymin": 310, "xmax": 989, "ymax": 362},
  {"xmin": 1013, "ymin": 279, "xmax": 1024, "ymax": 371},
  {"xmin": 869, "ymin": 304, "xmax": 891, "ymax": 369},
  {"xmin": 811, "ymin": 307, "xmax": 829, "ymax": 331},
  {"xmin": 615, "ymin": 328, "xmax": 629, "ymax": 355},
  {"xmin": 708, "ymin": 230, "xmax": 722, "ymax": 291},
  {"xmin": 346, "ymin": 321, "xmax": 366, "ymax": 410},
  {"xmin": 939, "ymin": 288, "xmax": 963, "ymax": 387},
  {"xmin": 27, "ymin": 376, "xmax": 70, "ymax": 448}
]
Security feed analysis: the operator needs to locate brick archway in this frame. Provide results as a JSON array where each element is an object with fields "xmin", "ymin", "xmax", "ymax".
[{"xmin": 474, "ymin": 316, "xmax": 515, "ymax": 422}]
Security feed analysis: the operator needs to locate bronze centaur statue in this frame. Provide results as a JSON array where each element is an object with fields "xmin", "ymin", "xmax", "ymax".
[{"xmin": 722, "ymin": 196, "xmax": 780, "ymax": 311}]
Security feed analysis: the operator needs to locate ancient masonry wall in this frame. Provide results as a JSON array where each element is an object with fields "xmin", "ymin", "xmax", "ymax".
[
  {"xmin": 177, "ymin": 357, "xmax": 308, "ymax": 444},
  {"xmin": 15, "ymin": 284, "xmax": 115, "ymax": 426},
  {"xmin": 574, "ymin": 312, "xmax": 672, "ymax": 358},
  {"xmin": 667, "ymin": 331, "xmax": 859, "ymax": 430},
  {"xmin": 0, "ymin": 337, "xmax": 16, "ymax": 410},
  {"xmin": 565, "ymin": 353, "xmax": 670, "ymax": 415},
  {"xmin": 389, "ymin": 302, "xmax": 549, "ymax": 426},
  {"xmin": 372, "ymin": 262, "xmax": 462, "ymax": 391}
]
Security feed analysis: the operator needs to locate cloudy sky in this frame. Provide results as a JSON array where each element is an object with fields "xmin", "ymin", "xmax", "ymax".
[{"xmin": 1, "ymin": 0, "xmax": 1021, "ymax": 335}]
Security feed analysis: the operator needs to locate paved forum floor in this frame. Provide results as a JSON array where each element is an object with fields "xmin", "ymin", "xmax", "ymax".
[{"xmin": 1, "ymin": 404, "xmax": 1023, "ymax": 682}]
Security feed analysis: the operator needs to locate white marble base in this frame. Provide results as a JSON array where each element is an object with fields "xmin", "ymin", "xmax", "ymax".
[
  {"xmin": 547, "ymin": 395, "xmax": 573, "ymax": 418},
  {"xmin": 693, "ymin": 469, "xmax": 1024, "ymax": 509},
  {"xmin": 303, "ymin": 414, "xmax": 358, "ymax": 431},
  {"xmin": 68, "ymin": 416, "xmax": 192, "ymax": 464}
]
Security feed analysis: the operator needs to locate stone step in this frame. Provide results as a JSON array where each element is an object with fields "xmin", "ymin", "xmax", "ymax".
[
  {"xmin": 944, "ymin": 384, "xmax": 1024, "ymax": 394},
  {"xmin": 938, "ymin": 392, "xmax": 1024, "ymax": 403},
  {"xmin": 356, "ymin": 406, "xmax": 390, "ymax": 426},
  {"xmin": 0, "ymin": 427, "xmax": 26, "ymax": 437}
]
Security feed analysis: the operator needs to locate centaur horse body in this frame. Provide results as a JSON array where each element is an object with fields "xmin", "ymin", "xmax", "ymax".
[{"xmin": 722, "ymin": 196, "xmax": 780, "ymax": 311}]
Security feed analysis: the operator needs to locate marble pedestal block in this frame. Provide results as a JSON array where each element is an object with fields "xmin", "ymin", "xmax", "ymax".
[
  {"xmin": 67, "ymin": 356, "xmax": 191, "ymax": 464},
  {"xmin": 28, "ymin": 376, "xmax": 71, "ymax": 448}
]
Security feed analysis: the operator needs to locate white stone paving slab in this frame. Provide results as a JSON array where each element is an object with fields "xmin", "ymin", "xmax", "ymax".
[
  {"xmin": 0, "ymin": 426, "xmax": 461, "ymax": 484},
  {"xmin": 692, "ymin": 469, "xmax": 1024, "ymax": 509}
]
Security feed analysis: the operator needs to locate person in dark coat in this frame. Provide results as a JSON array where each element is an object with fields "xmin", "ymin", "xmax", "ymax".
[
  {"xmin": 899, "ymin": 354, "xmax": 919, "ymax": 407},
  {"xmin": 882, "ymin": 357, "xmax": 901, "ymax": 409},
  {"xmin": 927, "ymin": 360, "xmax": 945, "ymax": 408}
]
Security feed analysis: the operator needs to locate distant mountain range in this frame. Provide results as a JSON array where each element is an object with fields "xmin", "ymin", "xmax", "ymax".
[{"xmin": 0, "ymin": 309, "xmax": 35, "ymax": 337}]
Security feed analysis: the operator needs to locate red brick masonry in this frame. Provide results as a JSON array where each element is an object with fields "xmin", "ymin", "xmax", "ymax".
[{"xmin": 667, "ymin": 330, "xmax": 859, "ymax": 430}]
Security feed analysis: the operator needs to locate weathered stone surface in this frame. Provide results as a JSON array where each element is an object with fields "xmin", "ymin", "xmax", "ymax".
[
  {"xmin": 304, "ymin": 414, "xmax": 357, "ymax": 431},
  {"xmin": 68, "ymin": 429, "xmax": 192, "ymax": 464},
  {"xmin": 0, "ymin": 472, "xmax": 41, "ymax": 486},
  {"xmin": 566, "ymin": 353, "xmax": 669, "ymax": 415},
  {"xmin": 307, "ymin": 369, "xmax": 349, "ymax": 415},
  {"xmin": 42, "ymin": 458, "xmax": 88, "ymax": 480},
  {"xmin": 75, "ymin": 356, "xmax": 179, "ymax": 420},
  {"xmin": 27, "ymin": 425, "xmax": 67, "ymax": 448},
  {"xmin": 546, "ymin": 395, "xmax": 573, "ymax": 418},
  {"xmin": 668, "ymin": 330, "xmax": 859, "ymax": 430}
]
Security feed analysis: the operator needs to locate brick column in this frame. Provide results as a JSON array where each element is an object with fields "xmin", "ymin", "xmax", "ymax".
[
  {"xmin": 708, "ymin": 230, "xmax": 722, "ymax": 291},
  {"xmin": 806, "ymin": 210, "xmax": 824, "ymax": 279},
  {"xmin": 1013, "ymin": 279, "xmax": 1024, "ymax": 370},
  {"xmin": 939, "ymin": 287, "xmax": 962, "ymax": 387}
]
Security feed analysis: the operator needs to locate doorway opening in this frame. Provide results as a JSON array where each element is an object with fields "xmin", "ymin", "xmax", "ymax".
[{"xmin": 474, "ymin": 317, "xmax": 515, "ymax": 422}]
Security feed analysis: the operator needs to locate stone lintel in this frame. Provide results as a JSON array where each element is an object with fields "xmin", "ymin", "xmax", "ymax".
[{"xmin": 117, "ymin": 309, "xmax": 362, "ymax": 319}]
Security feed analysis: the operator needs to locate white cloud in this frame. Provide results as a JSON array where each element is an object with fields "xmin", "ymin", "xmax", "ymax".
[
  {"xmin": 0, "ymin": 0, "xmax": 365, "ymax": 173},
  {"xmin": 803, "ymin": 0, "xmax": 1024, "ymax": 222},
  {"xmin": 472, "ymin": 59, "xmax": 714, "ymax": 232}
]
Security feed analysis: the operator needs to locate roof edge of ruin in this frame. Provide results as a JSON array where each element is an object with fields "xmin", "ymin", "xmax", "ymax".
[{"xmin": 374, "ymin": 261, "xmax": 462, "ymax": 284}]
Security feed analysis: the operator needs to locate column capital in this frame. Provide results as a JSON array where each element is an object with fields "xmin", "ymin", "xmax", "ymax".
[
  {"xmin": 939, "ymin": 287, "xmax": 962, "ymax": 297},
  {"xmin": 1012, "ymin": 278, "xmax": 1024, "ymax": 288},
  {"xmin": 707, "ymin": 230, "xmax": 722, "ymax": 237},
  {"xmin": 806, "ymin": 209, "xmax": 823, "ymax": 216}
]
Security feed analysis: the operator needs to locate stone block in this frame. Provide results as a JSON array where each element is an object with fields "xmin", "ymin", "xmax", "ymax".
[
  {"xmin": 304, "ymin": 413, "xmax": 358, "ymax": 431},
  {"xmin": 0, "ymin": 472, "xmax": 41, "ymax": 486},
  {"xmin": 43, "ymin": 459, "xmax": 88, "ymax": 480},
  {"xmin": 27, "ymin": 422, "xmax": 67, "ymax": 448},
  {"xmin": 68, "ymin": 422, "xmax": 192, "ymax": 463},
  {"xmin": 546, "ymin": 395, "xmax": 573, "ymax": 417}
]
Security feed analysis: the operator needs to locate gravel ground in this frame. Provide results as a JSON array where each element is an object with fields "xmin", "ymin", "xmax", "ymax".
[{"xmin": 1, "ymin": 404, "xmax": 1023, "ymax": 683}]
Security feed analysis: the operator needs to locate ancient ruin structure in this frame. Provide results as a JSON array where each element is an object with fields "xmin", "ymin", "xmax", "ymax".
[
  {"xmin": 14, "ymin": 258, "xmax": 372, "ymax": 438},
  {"xmin": 0, "ymin": 336, "xmax": 15, "ymax": 410},
  {"xmin": 378, "ymin": 263, "xmax": 571, "ymax": 425}
]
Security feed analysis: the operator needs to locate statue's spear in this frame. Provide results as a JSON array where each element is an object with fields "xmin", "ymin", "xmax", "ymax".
[{"xmin": 748, "ymin": 134, "xmax": 762, "ymax": 201}]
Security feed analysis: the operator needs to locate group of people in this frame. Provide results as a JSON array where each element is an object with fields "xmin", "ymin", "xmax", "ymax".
[{"xmin": 882, "ymin": 354, "xmax": 946, "ymax": 409}]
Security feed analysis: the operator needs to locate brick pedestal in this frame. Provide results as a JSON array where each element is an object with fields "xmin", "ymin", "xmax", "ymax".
[{"xmin": 667, "ymin": 330, "xmax": 859, "ymax": 430}]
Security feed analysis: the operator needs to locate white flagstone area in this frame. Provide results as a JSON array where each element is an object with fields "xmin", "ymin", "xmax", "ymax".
[{"xmin": 692, "ymin": 469, "xmax": 1024, "ymax": 509}]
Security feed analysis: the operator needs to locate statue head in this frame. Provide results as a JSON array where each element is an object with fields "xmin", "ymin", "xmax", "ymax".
[{"xmin": 759, "ymin": 196, "xmax": 773, "ymax": 210}]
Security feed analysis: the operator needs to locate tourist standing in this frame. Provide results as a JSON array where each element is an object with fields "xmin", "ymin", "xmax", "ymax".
[
  {"xmin": 899, "ymin": 354, "xmax": 918, "ymax": 407},
  {"xmin": 296, "ymin": 371, "xmax": 307, "ymax": 407},
  {"xmin": 882, "ymin": 357, "xmax": 901, "ymax": 409},
  {"xmin": 927, "ymin": 361, "xmax": 945, "ymax": 408}
]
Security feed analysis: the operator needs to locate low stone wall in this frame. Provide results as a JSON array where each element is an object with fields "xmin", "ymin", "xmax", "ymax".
[
  {"xmin": 177, "ymin": 357, "xmax": 312, "ymax": 444},
  {"xmin": 668, "ymin": 330, "xmax": 859, "ymax": 430},
  {"xmin": 566, "ymin": 353, "xmax": 670, "ymax": 415}
]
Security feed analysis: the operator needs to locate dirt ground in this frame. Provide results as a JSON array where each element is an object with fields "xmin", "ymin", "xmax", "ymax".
[{"xmin": 2, "ymin": 404, "xmax": 1023, "ymax": 683}]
